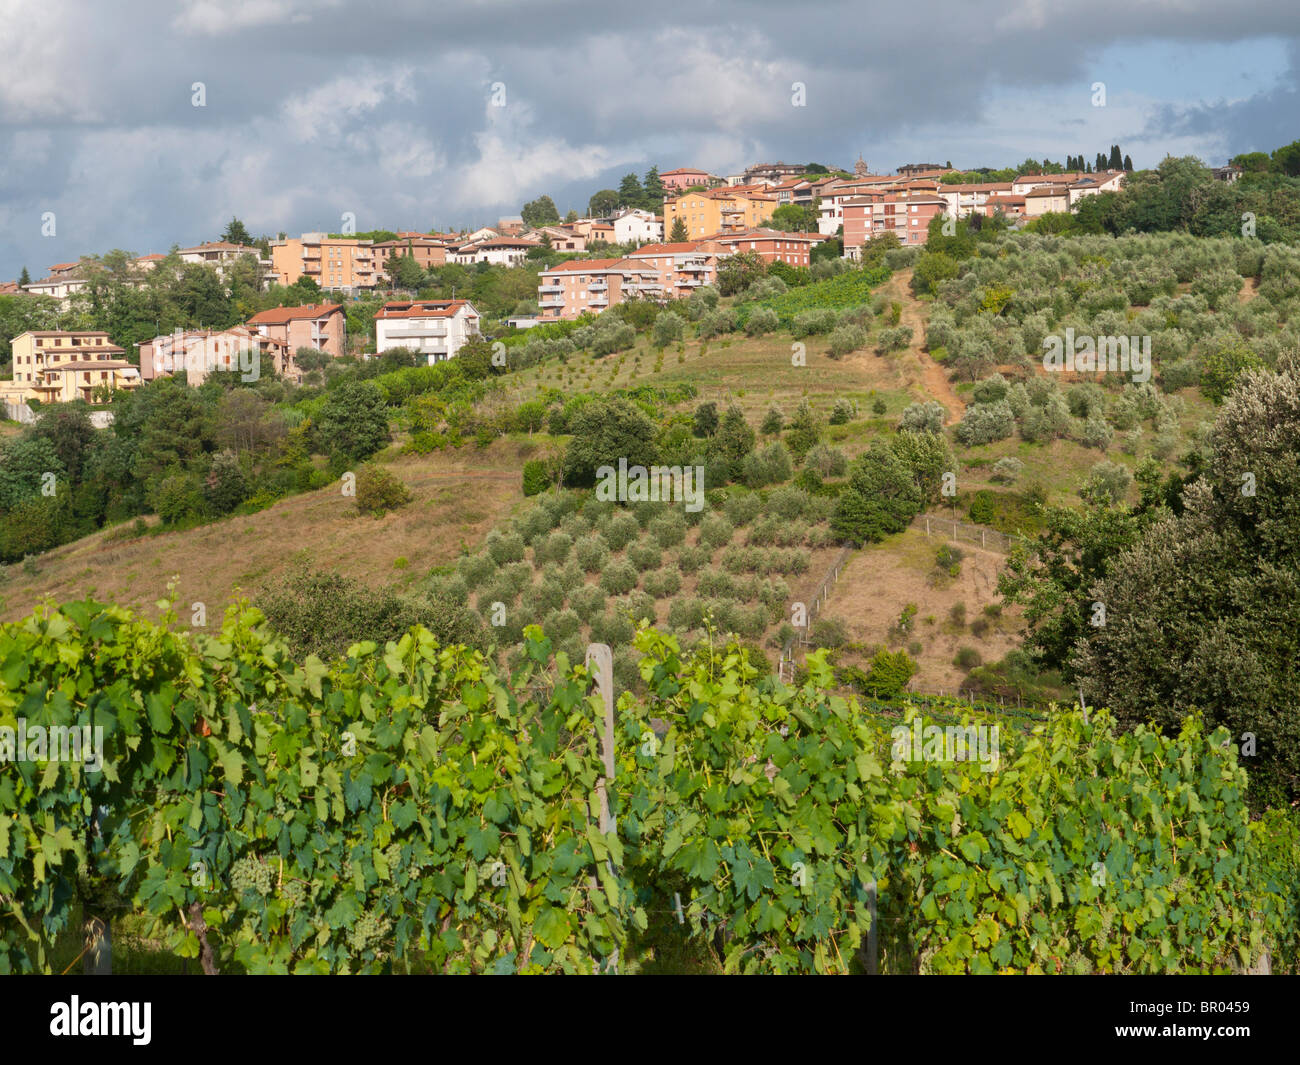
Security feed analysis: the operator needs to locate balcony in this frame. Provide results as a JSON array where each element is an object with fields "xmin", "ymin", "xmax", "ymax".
[
  {"xmin": 539, "ymin": 284, "xmax": 563, "ymax": 294},
  {"xmin": 539, "ymin": 298, "xmax": 564, "ymax": 308},
  {"xmin": 588, "ymin": 281, "xmax": 608, "ymax": 291},
  {"xmin": 382, "ymin": 326, "xmax": 449, "ymax": 339}
]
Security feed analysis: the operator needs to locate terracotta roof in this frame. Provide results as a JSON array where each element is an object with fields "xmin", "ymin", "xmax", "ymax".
[
  {"xmin": 540, "ymin": 258, "xmax": 625, "ymax": 274},
  {"xmin": 711, "ymin": 228, "xmax": 828, "ymax": 243},
  {"xmin": 662, "ymin": 167, "xmax": 712, "ymax": 175},
  {"xmin": 179, "ymin": 241, "xmax": 260, "ymax": 253},
  {"xmin": 136, "ymin": 253, "xmax": 166, "ymax": 261},
  {"xmin": 471, "ymin": 237, "xmax": 541, "ymax": 249},
  {"xmin": 49, "ymin": 262, "xmax": 80, "ymax": 271},
  {"xmin": 22, "ymin": 330, "xmax": 114, "ymax": 338},
  {"xmin": 375, "ymin": 300, "xmax": 475, "ymax": 319},
  {"xmin": 246, "ymin": 303, "xmax": 342, "ymax": 325},
  {"xmin": 42, "ymin": 360, "xmax": 134, "ymax": 371}
]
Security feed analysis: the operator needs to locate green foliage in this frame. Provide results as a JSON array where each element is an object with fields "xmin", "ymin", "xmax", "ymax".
[
  {"xmin": 522, "ymin": 460, "xmax": 551, "ymax": 497},
  {"xmin": 831, "ymin": 441, "xmax": 924, "ymax": 545},
  {"xmin": 354, "ymin": 464, "xmax": 412, "ymax": 517},
  {"xmin": 735, "ymin": 264, "xmax": 891, "ymax": 328}
]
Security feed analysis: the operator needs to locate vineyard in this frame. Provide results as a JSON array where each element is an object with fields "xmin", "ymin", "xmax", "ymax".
[{"xmin": 3, "ymin": 600, "xmax": 1297, "ymax": 974}]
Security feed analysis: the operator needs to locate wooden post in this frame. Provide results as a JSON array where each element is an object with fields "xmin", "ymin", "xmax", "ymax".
[
  {"xmin": 866, "ymin": 880, "xmax": 879, "ymax": 974},
  {"xmin": 586, "ymin": 643, "xmax": 615, "ymax": 835}
]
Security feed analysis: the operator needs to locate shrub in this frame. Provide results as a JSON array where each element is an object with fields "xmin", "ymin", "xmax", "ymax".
[
  {"xmin": 760, "ymin": 404, "xmax": 785, "ymax": 435},
  {"xmin": 534, "ymin": 531, "xmax": 573, "ymax": 565},
  {"xmin": 954, "ymin": 646, "xmax": 982, "ymax": 669},
  {"xmin": 990, "ymin": 457, "xmax": 1024, "ymax": 484},
  {"xmin": 954, "ymin": 401, "xmax": 1015, "ymax": 447},
  {"xmin": 804, "ymin": 443, "xmax": 848, "ymax": 478},
  {"xmin": 740, "ymin": 442, "xmax": 793, "ymax": 488},
  {"xmin": 643, "ymin": 568, "xmax": 682, "ymax": 598},
  {"xmin": 745, "ymin": 307, "xmax": 779, "ymax": 337},
  {"xmin": 810, "ymin": 616, "xmax": 848, "ymax": 649},
  {"xmin": 627, "ymin": 540, "xmax": 662, "ymax": 571},
  {"xmin": 829, "ymin": 398, "xmax": 856, "ymax": 425},
  {"xmin": 1081, "ymin": 460, "xmax": 1132, "ymax": 505},
  {"xmin": 603, "ymin": 511, "xmax": 641, "ymax": 551},
  {"xmin": 723, "ymin": 492, "xmax": 763, "ymax": 526},
  {"xmin": 458, "ymin": 553, "xmax": 496, "ymax": 589},
  {"xmin": 652, "ymin": 311, "xmax": 686, "ymax": 347},
  {"xmin": 677, "ymin": 544, "xmax": 711, "ymax": 573},
  {"xmin": 575, "ymin": 533, "xmax": 610, "ymax": 572},
  {"xmin": 971, "ymin": 374, "xmax": 1009, "ymax": 405},
  {"xmin": 569, "ymin": 583, "xmax": 605, "ymax": 622},
  {"xmin": 353, "ymin": 464, "xmax": 413, "ymax": 517},
  {"xmin": 828, "ymin": 324, "xmax": 866, "ymax": 358},
  {"xmin": 859, "ymin": 647, "xmax": 918, "ymax": 697},
  {"xmin": 900, "ymin": 401, "xmax": 946, "ymax": 434},
  {"xmin": 699, "ymin": 513, "xmax": 735, "ymax": 549},
  {"xmin": 598, "ymin": 560, "xmax": 638, "ymax": 595},
  {"xmin": 522, "ymin": 460, "xmax": 551, "ymax": 497},
  {"xmin": 485, "ymin": 529, "xmax": 526, "ymax": 564},
  {"xmin": 1079, "ymin": 414, "xmax": 1113, "ymax": 450},
  {"xmin": 647, "ymin": 511, "xmax": 687, "ymax": 548},
  {"xmin": 876, "ymin": 326, "xmax": 913, "ymax": 353},
  {"xmin": 935, "ymin": 543, "xmax": 964, "ymax": 577},
  {"xmin": 792, "ymin": 309, "xmax": 839, "ymax": 337}
]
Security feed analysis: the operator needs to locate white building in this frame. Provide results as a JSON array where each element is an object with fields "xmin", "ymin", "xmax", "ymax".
[
  {"xmin": 373, "ymin": 299, "xmax": 482, "ymax": 363},
  {"xmin": 612, "ymin": 208, "xmax": 663, "ymax": 246}
]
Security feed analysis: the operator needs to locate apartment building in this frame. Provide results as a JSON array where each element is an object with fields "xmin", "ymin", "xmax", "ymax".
[
  {"xmin": 373, "ymin": 299, "xmax": 482, "ymax": 363},
  {"xmin": 536, "ymin": 258, "xmax": 662, "ymax": 321},
  {"xmin": 1023, "ymin": 186, "xmax": 1069, "ymax": 217},
  {"xmin": 842, "ymin": 192, "xmax": 946, "ymax": 254},
  {"xmin": 612, "ymin": 208, "xmax": 663, "ymax": 245},
  {"xmin": 663, "ymin": 187, "xmax": 778, "ymax": 240},
  {"xmin": 535, "ymin": 227, "xmax": 587, "ymax": 252},
  {"xmin": 139, "ymin": 326, "xmax": 297, "ymax": 386},
  {"xmin": 1010, "ymin": 170, "xmax": 1125, "ymax": 196},
  {"xmin": 936, "ymin": 182, "xmax": 1015, "ymax": 218},
  {"xmin": 1, "ymin": 331, "xmax": 141, "ymax": 404},
  {"xmin": 270, "ymin": 234, "xmax": 379, "ymax": 293},
  {"xmin": 659, "ymin": 167, "xmax": 720, "ymax": 192},
  {"xmin": 22, "ymin": 274, "xmax": 88, "ymax": 307},
  {"xmin": 624, "ymin": 239, "xmax": 731, "ymax": 299},
  {"xmin": 450, "ymin": 237, "xmax": 540, "ymax": 266},
  {"xmin": 743, "ymin": 161, "xmax": 806, "ymax": 185},
  {"xmin": 711, "ymin": 229, "xmax": 826, "ymax": 266},
  {"xmin": 372, "ymin": 233, "xmax": 449, "ymax": 273},
  {"xmin": 897, "ymin": 163, "xmax": 952, "ymax": 178},
  {"xmin": 246, "ymin": 303, "xmax": 345, "ymax": 358}
]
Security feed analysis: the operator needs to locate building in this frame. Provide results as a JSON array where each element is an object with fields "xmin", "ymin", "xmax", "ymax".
[
  {"xmin": 612, "ymin": 208, "xmax": 663, "ymax": 246},
  {"xmin": 139, "ymin": 326, "xmax": 297, "ymax": 386},
  {"xmin": 1010, "ymin": 170, "xmax": 1125, "ymax": 196},
  {"xmin": 624, "ymin": 239, "xmax": 731, "ymax": 300},
  {"xmin": 936, "ymin": 182, "xmax": 1014, "ymax": 218},
  {"xmin": 1023, "ymin": 186, "xmax": 1070, "ymax": 217},
  {"xmin": 371, "ymin": 233, "xmax": 449, "ymax": 273},
  {"xmin": 496, "ymin": 216, "xmax": 526, "ymax": 236},
  {"xmin": 711, "ymin": 229, "xmax": 826, "ymax": 266},
  {"xmin": 1212, "ymin": 165, "xmax": 1243, "ymax": 183},
  {"xmin": 982, "ymin": 193, "xmax": 1027, "ymax": 220},
  {"xmin": 663, "ymin": 187, "xmax": 778, "ymax": 240},
  {"xmin": 659, "ymin": 167, "xmax": 720, "ymax": 193},
  {"xmin": 897, "ymin": 163, "xmax": 951, "ymax": 178},
  {"xmin": 450, "ymin": 236, "xmax": 540, "ymax": 266},
  {"xmin": 177, "ymin": 241, "xmax": 272, "ymax": 287},
  {"xmin": 535, "ymin": 227, "xmax": 587, "ymax": 252},
  {"xmin": 22, "ymin": 274, "xmax": 88, "ymax": 307},
  {"xmin": 270, "ymin": 234, "xmax": 379, "ymax": 293},
  {"xmin": 373, "ymin": 299, "xmax": 482, "ymax": 363},
  {"xmin": 1, "ymin": 331, "xmax": 141, "ymax": 404},
  {"xmin": 535, "ymin": 258, "xmax": 662, "ymax": 321},
  {"xmin": 742, "ymin": 162, "xmax": 806, "ymax": 185},
  {"xmin": 246, "ymin": 303, "xmax": 346, "ymax": 358},
  {"xmin": 841, "ymin": 192, "xmax": 946, "ymax": 254}
]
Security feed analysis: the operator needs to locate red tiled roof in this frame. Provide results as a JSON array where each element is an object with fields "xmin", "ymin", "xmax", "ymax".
[
  {"xmin": 246, "ymin": 303, "xmax": 342, "ymax": 325},
  {"xmin": 540, "ymin": 258, "xmax": 624, "ymax": 274},
  {"xmin": 375, "ymin": 300, "xmax": 474, "ymax": 319}
]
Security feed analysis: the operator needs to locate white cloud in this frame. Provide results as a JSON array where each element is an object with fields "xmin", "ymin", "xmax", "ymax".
[
  {"xmin": 172, "ymin": 0, "xmax": 342, "ymax": 36},
  {"xmin": 281, "ymin": 68, "xmax": 417, "ymax": 140}
]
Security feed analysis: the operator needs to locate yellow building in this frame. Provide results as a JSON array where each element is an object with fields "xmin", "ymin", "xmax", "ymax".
[
  {"xmin": 270, "ymin": 233, "xmax": 379, "ymax": 293},
  {"xmin": 662, "ymin": 186, "xmax": 778, "ymax": 240},
  {"xmin": 1, "ymin": 331, "xmax": 141, "ymax": 405}
]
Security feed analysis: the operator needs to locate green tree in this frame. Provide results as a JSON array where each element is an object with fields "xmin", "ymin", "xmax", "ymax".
[
  {"xmin": 521, "ymin": 196, "xmax": 561, "ymax": 228},
  {"xmin": 588, "ymin": 190, "xmax": 619, "ymax": 217},
  {"xmin": 617, "ymin": 173, "xmax": 644, "ymax": 208},
  {"xmin": 714, "ymin": 405, "xmax": 756, "ymax": 480},
  {"xmin": 831, "ymin": 441, "xmax": 923, "ymax": 544},
  {"xmin": 642, "ymin": 166, "xmax": 665, "ymax": 208},
  {"xmin": 561, "ymin": 397, "xmax": 658, "ymax": 487},
  {"xmin": 17, "ymin": 267, "xmax": 29, "ymax": 286},
  {"xmin": 668, "ymin": 217, "xmax": 689, "ymax": 243},
  {"xmin": 715, "ymin": 251, "xmax": 766, "ymax": 296},
  {"xmin": 692, "ymin": 401, "xmax": 719, "ymax": 437},
  {"xmin": 770, "ymin": 204, "xmax": 814, "ymax": 232},
  {"xmin": 314, "ymin": 380, "xmax": 390, "ymax": 465},
  {"xmin": 784, "ymin": 399, "xmax": 821, "ymax": 461},
  {"xmin": 222, "ymin": 217, "xmax": 253, "ymax": 246},
  {"xmin": 385, "ymin": 253, "xmax": 425, "ymax": 291},
  {"xmin": 1075, "ymin": 356, "xmax": 1300, "ymax": 805}
]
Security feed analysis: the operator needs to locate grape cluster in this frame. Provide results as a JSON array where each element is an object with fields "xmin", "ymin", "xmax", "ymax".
[{"xmin": 229, "ymin": 855, "xmax": 273, "ymax": 896}]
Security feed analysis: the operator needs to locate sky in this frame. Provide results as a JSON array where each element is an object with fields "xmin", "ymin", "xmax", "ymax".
[{"xmin": 0, "ymin": 0, "xmax": 1297, "ymax": 280}]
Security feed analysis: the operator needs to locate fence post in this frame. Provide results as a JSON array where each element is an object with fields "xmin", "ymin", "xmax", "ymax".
[
  {"xmin": 586, "ymin": 643, "xmax": 615, "ymax": 835},
  {"xmin": 865, "ymin": 880, "xmax": 879, "ymax": 974},
  {"xmin": 982, "ymin": 530, "xmax": 986, "ymax": 549}
]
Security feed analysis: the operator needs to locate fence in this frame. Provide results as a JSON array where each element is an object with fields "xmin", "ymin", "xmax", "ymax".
[
  {"xmin": 912, "ymin": 512, "xmax": 1027, "ymax": 554},
  {"xmin": 778, "ymin": 542, "xmax": 856, "ymax": 682}
]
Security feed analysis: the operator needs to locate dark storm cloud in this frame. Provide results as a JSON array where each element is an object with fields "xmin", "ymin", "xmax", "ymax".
[{"xmin": 0, "ymin": 0, "xmax": 1297, "ymax": 277}]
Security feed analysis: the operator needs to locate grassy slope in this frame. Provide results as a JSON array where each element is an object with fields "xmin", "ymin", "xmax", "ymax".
[{"xmin": 0, "ymin": 272, "xmax": 1211, "ymax": 695}]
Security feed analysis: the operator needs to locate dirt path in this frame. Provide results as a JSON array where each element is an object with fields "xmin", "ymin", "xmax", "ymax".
[{"xmin": 881, "ymin": 269, "xmax": 965, "ymax": 425}]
